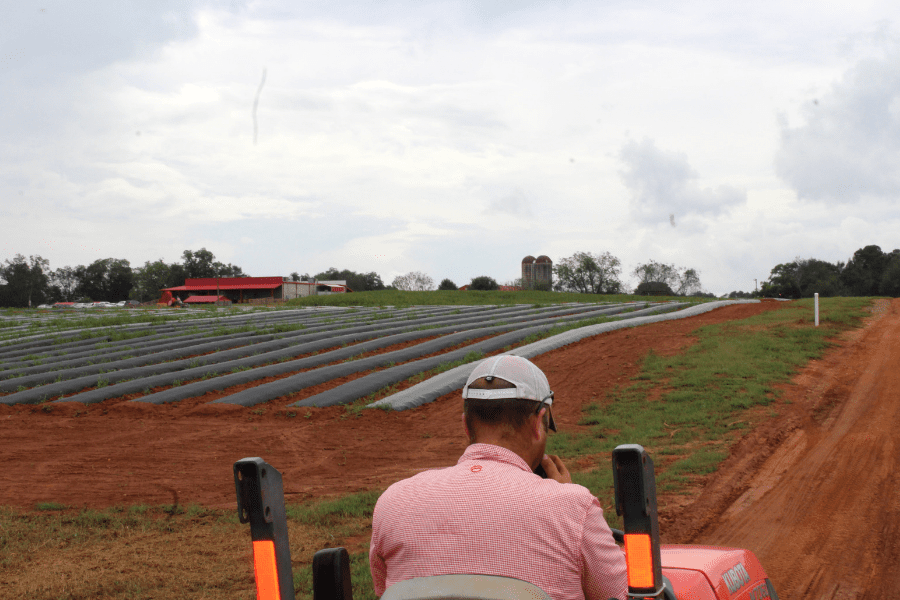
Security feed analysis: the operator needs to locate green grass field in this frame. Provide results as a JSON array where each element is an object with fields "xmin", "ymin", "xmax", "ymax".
[
  {"xmin": 282, "ymin": 289, "xmax": 696, "ymax": 308},
  {"xmin": 0, "ymin": 296, "xmax": 879, "ymax": 599}
]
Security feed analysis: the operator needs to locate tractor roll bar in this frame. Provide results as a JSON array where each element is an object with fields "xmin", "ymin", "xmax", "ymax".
[
  {"xmin": 612, "ymin": 444, "xmax": 675, "ymax": 600},
  {"xmin": 234, "ymin": 457, "xmax": 297, "ymax": 600}
]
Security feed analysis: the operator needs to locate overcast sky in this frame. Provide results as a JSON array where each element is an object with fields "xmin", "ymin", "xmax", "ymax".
[{"xmin": 3, "ymin": 0, "xmax": 900, "ymax": 295}]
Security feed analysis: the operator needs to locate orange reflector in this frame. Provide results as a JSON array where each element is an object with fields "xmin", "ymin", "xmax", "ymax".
[
  {"xmin": 624, "ymin": 533, "xmax": 655, "ymax": 589},
  {"xmin": 253, "ymin": 540, "xmax": 281, "ymax": 600}
]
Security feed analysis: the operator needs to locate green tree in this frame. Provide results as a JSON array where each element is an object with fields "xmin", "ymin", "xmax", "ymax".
[
  {"xmin": 675, "ymin": 268, "xmax": 702, "ymax": 296},
  {"xmin": 633, "ymin": 260, "xmax": 679, "ymax": 288},
  {"xmin": 468, "ymin": 276, "xmax": 499, "ymax": 291},
  {"xmin": 313, "ymin": 268, "xmax": 385, "ymax": 291},
  {"xmin": 635, "ymin": 281, "xmax": 674, "ymax": 296},
  {"xmin": 131, "ymin": 259, "xmax": 182, "ymax": 302},
  {"xmin": 48, "ymin": 266, "xmax": 78, "ymax": 302},
  {"xmin": 0, "ymin": 254, "xmax": 51, "ymax": 307},
  {"xmin": 74, "ymin": 258, "xmax": 134, "ymax": 302},
  {"xmin": 632, "ymin": 260, "xmax": 702, "ymax": 296},
  {"xmin": 217, "ymin": 262, "xmax": 246, "ymax": 277},
  {"xmin": 169, "ymin": 262, "xmax": 187, "ymax": 287},
  {"xmin": 760, "ymin": 256, "xmax": 846, "ymax": 299},
  {"xmin": 840, "ymin": 245, "xmax": 887, "ymax": 296},
  {"xmin": 392, "ymin": 271, "xmax": 435, "ymax": 291},
  {"xmin": 760, "ymin": 262, "xmax": 802, "ymax": 299},
  {"xmin": 879, "ymin": 253, "xmax": 900, "ymax": 297},
  {"xmin": 553, "ymin": 251, "xmax": 622, "ymax": 294},
  {"xmin": 796, "ymin": 258, "xmax": 843, "ymax": 297},
  {"xmin": 362, "ymin": 272, "xmax": 385, "ymax": 290},
  {"xmin": 181, "ymin": 248, "xmax": 246, "ymax": 279},
  {"xmin": 181, "ymin": 248, "xmax": 217, "ymax": 278},
  {"xmin": 437, "ymin": 278, "xmax": 458, "ymax": 290}
]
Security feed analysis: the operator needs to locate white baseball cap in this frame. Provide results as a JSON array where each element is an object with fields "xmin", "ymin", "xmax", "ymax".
[{"xmin": 462, "ymin": 355, "xmax": 556, "ymax": 432}]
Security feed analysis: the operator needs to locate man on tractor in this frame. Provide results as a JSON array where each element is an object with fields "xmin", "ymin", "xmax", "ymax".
[{"xmin": 370, "ymin": 354, "xmax": 627, "ymax": 600}]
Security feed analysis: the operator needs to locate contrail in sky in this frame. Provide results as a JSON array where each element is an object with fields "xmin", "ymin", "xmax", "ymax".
[{"xmin": 253, "ymin": 68, "xmax": 267, "ymax": 145}]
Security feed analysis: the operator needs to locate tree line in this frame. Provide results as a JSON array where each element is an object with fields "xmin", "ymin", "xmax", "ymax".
[
  {"xmin": 299, "ymin": 268, "xmax": 387, "ymax": 293},
  {"xmin": 387, "ymin": 253, "xmax": 709, "ymax": 296},
  {"xmin": 735, "ymin": 244, "xmax": 900, "ymax": 299},
  {"xmin": 0, "ymin": 249, "xmax": 247, "ymax": 307},
  {"xmin": 0, "ymin": 254, "xmax": 399, "ymax": 308},
  {"xmin": 549, "ymin": 252, "xmax": 707, "ymax": 296},
  {"xmin": 4, "ymin": 243, "xmax": 897, "ymax": 308},
  {"xmin": 547, "ymin": 246, "xmax": 900, "ymax": 299},
  {"xmin": 0, "ymin": 248, "xmax": 709, "ymax": 307}
]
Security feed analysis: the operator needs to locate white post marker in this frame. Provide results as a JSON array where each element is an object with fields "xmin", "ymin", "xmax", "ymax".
[{"xmin": 815, "ymin": 293, "xmax": 819, "ymax": 327}]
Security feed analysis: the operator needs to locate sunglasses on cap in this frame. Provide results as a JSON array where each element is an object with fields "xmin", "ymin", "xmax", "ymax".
[{"xmin": 537, "ymin": 392, "xmax": 556, "ymax": 432}]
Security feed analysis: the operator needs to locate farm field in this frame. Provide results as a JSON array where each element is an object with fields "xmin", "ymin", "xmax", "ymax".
[
  {"xmin": 0, "ymin": 295, "xmax": 895, "ymax": 600},
  {"xmin": 0, "ymin": 298, "xmax": 691, "ymax": 410}
]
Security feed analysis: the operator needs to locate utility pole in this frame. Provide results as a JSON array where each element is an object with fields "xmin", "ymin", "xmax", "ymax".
[{"xmin": 754, "ymin": 279, "xmax": 758, "ymax": 292}]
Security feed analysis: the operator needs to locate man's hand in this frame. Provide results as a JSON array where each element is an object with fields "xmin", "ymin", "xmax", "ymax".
[{"xmin": 541, "ymin": 454, "xmax": 572, "ymax": 484}]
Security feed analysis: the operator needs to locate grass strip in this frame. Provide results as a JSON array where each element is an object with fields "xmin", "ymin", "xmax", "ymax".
[
  {"xmin": 284, "ymin": 289, "xmax": 699, "ymax": 308},
  {"xmin": 288, "ymin": 491, "xmax": 384, "ymax": 600},
  {"xmin": 0, "ymin": 493, "xmax": 382, "ymax": 600},
  {"xmin": 546, "ymin": 296, "xmax": 874, "ymax": 507},
  {"xmin": 0, "ymin": 503, "xmax": 251, "ymax": 599}
]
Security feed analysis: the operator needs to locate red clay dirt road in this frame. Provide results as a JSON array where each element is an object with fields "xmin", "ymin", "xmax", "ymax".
[
  {"xmin": 1, "ymin": 299, "xmax": 898, "ymax": 599},
  {"xmin": 668, "ymin": 298, "xmax": 900, "ymax": 600}
]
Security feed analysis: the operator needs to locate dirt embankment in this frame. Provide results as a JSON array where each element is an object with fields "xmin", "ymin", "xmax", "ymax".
[{"xmin": 666, "ymin": 298, "xmax": 899, "ymax": 600}]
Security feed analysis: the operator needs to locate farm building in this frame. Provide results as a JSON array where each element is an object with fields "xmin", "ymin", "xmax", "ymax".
[
  {"xmin": 182, "ymin": 295, "xmax": 231, "ymax": 305},
  {"xmin": 161, "ymin": 277, "xmax": 351, "ymax": 305}
]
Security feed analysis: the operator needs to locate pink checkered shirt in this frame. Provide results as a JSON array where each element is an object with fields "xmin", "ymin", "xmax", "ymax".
[{"xmin": 370, "ymin": 444, "xmax": 627, "ymax": 600}]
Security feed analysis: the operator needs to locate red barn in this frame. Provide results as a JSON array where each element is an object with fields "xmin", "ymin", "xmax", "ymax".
[{"xmin": 162, "ymin": 277, "xmax": 351, "ymax": 305}]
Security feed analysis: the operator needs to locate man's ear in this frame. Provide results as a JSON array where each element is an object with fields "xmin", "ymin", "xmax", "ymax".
[
  {"xmin": 461, "ymin": 412, "xmax": 469, "ymax": 438},
  {"xmin": 532, "ymin": 408, "xmax": 546, "ymax": 439}
]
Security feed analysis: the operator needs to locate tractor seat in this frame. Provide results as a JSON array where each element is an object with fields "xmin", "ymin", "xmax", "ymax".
[{"xmin": 380, "ymin": 574, "xmax": 553, "ymax": 600}]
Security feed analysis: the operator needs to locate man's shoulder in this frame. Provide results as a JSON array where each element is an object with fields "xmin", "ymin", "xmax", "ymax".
[
  {"xmin": 379, "ymin": 466, "xmax": 453, "ymax": 497},
  {"xmin": 379, "ymin": 465, "xmax": 597, "ymax": 505},
  {"xmin": 535, "ymin": 479, "xmax": 598, "ymax": 508}
]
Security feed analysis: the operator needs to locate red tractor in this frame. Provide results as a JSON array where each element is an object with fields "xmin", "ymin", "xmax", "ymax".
[{"xmin": 234, "ymin": 444, "xmax": 779, "ymax": 600}]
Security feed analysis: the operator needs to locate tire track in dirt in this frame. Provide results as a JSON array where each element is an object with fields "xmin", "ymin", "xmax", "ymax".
[{"xmin": 670, "ymin": 299, "xmax": 900, "ymax": 600}]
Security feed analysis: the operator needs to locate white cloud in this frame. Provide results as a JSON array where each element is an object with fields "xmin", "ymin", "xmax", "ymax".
[
  {"xmin": 775, "ymin": 45, "xmax": 900, "ymax": 202},
  {"xmin": 484, "ymin": 188, "xmax": 533, "ymax": 218},
  {"xmin": 4, "ymin": 1, "xmax": 900, "ymax": 296},
  {"xmin": 619, "ymin": 139, "xmax": 746, "ymax": 227}
]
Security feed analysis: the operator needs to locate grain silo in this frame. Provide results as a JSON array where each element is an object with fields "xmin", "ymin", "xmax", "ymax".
[
  {"xmin": 521, "ymin": 256, "xmax": 536, "ymax": 287},
  {"xmin": 521, "ymin": 255, "xmax": 552, "ymax": 290},
  {"xmin": 534, "ymin": 255, "xmax": 553, "ymax": 290}
]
